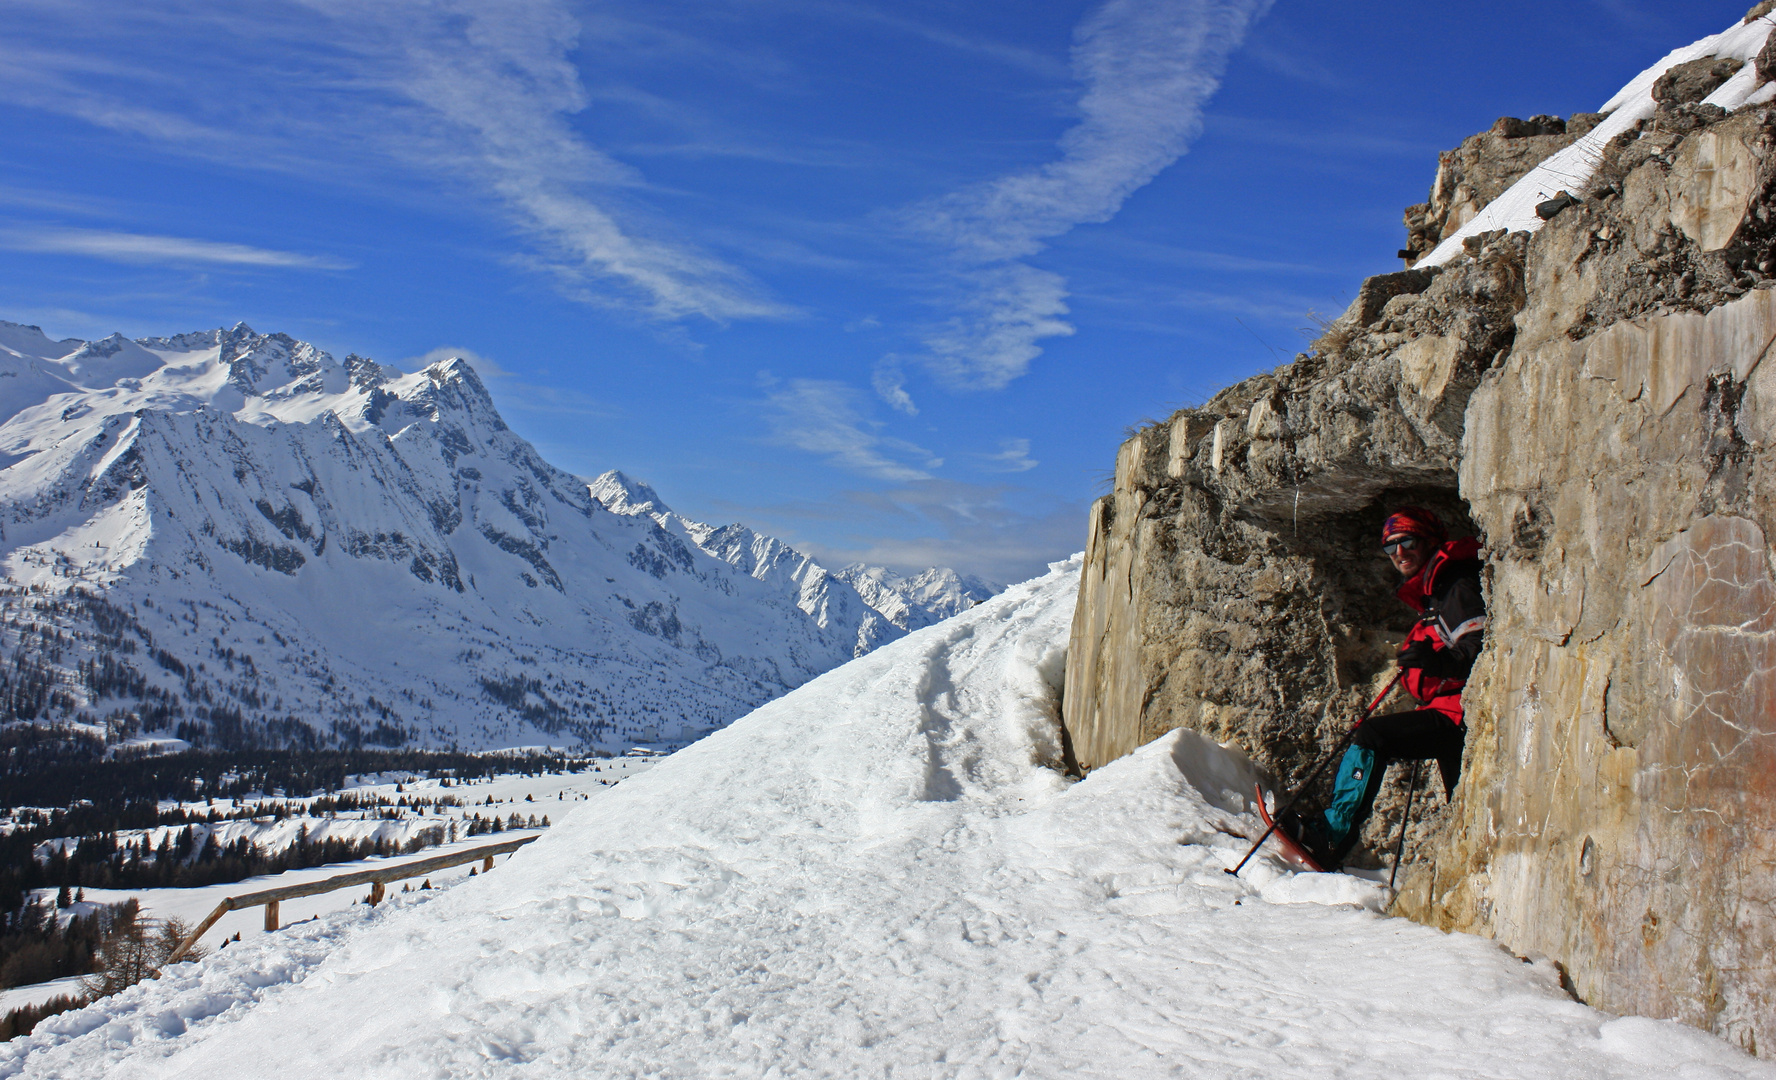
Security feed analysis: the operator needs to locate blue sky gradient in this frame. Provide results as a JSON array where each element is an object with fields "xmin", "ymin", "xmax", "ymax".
[{"xmin": 0, "ymin": 0, "xmax": 1751, "ymax": 580}]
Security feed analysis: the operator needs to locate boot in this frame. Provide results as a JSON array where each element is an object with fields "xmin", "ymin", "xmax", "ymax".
[{"xmin": 1275, "ymin": 807, "xmax": 1340, "ymax": 870}]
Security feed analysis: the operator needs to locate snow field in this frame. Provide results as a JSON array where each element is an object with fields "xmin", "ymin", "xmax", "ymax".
[
  {"xmin": 0, "ymin": 978, "xmax": 84, "ymax": 1019},
  {"xmin": 1419, "ymin": 13, "xmax": 1776, "ymax": 268},
  {"xmin": 3, "ymin": 560, "xmax": 1772, "ymax": 1078}
]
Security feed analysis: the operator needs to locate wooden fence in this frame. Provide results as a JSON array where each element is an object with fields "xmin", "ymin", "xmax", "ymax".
[{"xmin": 163, "ymin": 834, "xmax": 539, "ymax": 967}]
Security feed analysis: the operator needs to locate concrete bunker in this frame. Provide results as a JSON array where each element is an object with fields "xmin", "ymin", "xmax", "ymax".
[
  {"xmin": 1063, "ymin": 425, "xmax": 1485, "ymax": 868},
  {"xmin": 1065, "ymin": 83, "xmax": 1776, "ymax": 1053}
]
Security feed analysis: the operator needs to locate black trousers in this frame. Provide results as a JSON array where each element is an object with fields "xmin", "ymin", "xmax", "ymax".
[
  {"xmin": 1332, "ymin": 709, "xmax": 1466, "ymax": 861},
  {"xmin": 1354, "ymin": 709, "xmax": 1467, "ymax": 793}
]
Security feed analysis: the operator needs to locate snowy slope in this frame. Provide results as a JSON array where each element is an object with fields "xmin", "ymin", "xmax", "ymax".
[
  {"xmin": 588, "ymin": 470, "xmax": 999, "ymax": 652},
  {"xmin": 0, "ymin": 321, "xmax": 958, "ymax": 751},
  {"xmin": 1419, "ymin": 13, "xmax": 1776, "ymax": 267},
  {"xmin": 4, "ymin": 560, "xmax": 1769, "ymax": 1079}
]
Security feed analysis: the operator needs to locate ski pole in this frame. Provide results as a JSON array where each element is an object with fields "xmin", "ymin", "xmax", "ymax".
[
  {"xmin": 1388, "ymin": 758, "xmax": 1421, "ymax": 892},
  {"xmin": 1225, "ymin": 672, "xmax": 1402, "ymax": 878}
]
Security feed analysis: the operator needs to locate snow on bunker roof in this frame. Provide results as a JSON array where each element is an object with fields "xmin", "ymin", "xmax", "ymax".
[{"xmin": 1417, "ymin": 13, "xmax": 1776, "ymax": 268}]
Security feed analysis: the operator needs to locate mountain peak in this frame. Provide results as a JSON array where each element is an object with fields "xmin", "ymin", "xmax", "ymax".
[
  {"xmin": 0, "ymin": 319, "xmax": 83, "ymax": 361},
  {"xmin": 421, "ymin": 354, "xmax": 493, "ymax": 399},
  {"xmin": 589, "ymin": 470, "xmax": 671, "ymax": 516},
  {"xmin": 588, "ymin": 472, "xmax": 1001, "ymax": 638},
  {"xmin": 0, "ymin": 317, "xmax": 916, "ymax": 752},
  {"xmin": 0, "ymin": 315, "xmax": 1004, "ymax": 752}
]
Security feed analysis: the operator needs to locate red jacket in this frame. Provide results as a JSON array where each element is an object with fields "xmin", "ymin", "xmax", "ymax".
[{"xmin": 1395, "ymin": 537, "xmax": 1485, "ymax": 723}]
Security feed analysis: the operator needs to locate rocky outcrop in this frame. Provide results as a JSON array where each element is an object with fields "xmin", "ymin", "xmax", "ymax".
[
  {"xmin": 1421, "ymin": 282, "xmax": 1776, "ymax": 1060},
  {"xmin": 1064, "ymin": 46, "xmax": 1776, "ymax": 1058},
  {"xmin": 1064, "ymin": 231, "xmax": 1526, "ymax": 793},
  {"xmin": 1411, "ymin": 109, "xmax": 1776, "ymax": 1055},
  {"xmin": 1402, "ymin": 116, "xmax": 1590, "ymax": 264}
]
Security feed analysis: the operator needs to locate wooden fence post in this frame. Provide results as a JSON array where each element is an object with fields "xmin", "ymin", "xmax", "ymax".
[
  {"xmin": 157, "ymin": 835, "xmax": 539, "ymax": 972},
  {"xmin": 483, "ymin": 855, "xmax": 495, "ymax": 873}
]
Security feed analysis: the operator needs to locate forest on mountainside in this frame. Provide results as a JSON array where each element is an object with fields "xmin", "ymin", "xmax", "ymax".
[
  {"xmin": 0, "ymin": 744, "xmax": 583, "ymax": 978},
  {"xmin": 1, "ymin": 738, "xmax": 596, "ymax": 808}
]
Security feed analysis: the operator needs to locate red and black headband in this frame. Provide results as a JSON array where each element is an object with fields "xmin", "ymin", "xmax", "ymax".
[{"xmin": 1381, "ymin": 506, "xmax": 1446, "ymax": 545}]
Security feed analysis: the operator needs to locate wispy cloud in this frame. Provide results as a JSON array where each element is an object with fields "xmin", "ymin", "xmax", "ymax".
[
  {"xmin": 1066, "ymin": 232, "xmax": 1336, "ymax": 275},
  {"xmin": 1239, "ymin": 32, "xmax": 1347, "ymax": 90},
  {"xmin": 0, "ymin": 184, "xmax": 120, "ymax": 217},
  {"xmin": 762, "ymin": 379, "xmax": 939, "ymax": 482},
  {"xmin": 871, "ymin": 360, "xmax": 918, "ymax": 415},
  {"xmin": 0, "ymin": 0, "xmax": 788, "ymax": 322},
  {"xmin": 978, "ymin": 438, "xmax": 1039, "ymax": 473},
  {"xmin": 794, "ymin": 1, "xmax": 1069, "ymax": 79},
  {"xmin": 0, "ymin": 227, "xmax": 353, "ymax": 270},
  {"xmin": 902, "ymin": 0, "xmax": 1274, "ymax": 389},
  {"xmin": 308, "ymin": 0, "xmax": 792, "ymax": 321}
]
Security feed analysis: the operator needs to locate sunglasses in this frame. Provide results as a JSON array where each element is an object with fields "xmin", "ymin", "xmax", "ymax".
[{"xmin": 1381, "ymin": 536, "xmax": 1420, "ymax": 555}]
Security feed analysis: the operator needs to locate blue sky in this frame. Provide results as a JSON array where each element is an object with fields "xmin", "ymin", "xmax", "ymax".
[{"xmin": 0, "ymin": 0, "xmax": 1751, "ymax": 582}]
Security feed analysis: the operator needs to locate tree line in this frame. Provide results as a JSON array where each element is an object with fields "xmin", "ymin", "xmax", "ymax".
[
  {"xmin": 1, "ymin": 896, "xmax": 204, "ymax": 1042},
  {"xmin": 2, "ymin": 742, "xmax": 596, "ymax": 810}
]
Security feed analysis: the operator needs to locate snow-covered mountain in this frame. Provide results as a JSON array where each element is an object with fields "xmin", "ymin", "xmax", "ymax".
[
  {"xmin": 831, "ymin": 562, "xmax": 997, "ymax": 632},
  {"xmin": 0, "ymin": 320, "xmax": 996, "ymax": 752},
  {"xmin": 587, "ymin": 470, "xmax": 997, "ymax": 652}
]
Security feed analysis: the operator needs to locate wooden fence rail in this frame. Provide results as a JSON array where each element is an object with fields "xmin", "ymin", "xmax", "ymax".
[{"xmin": 162, "ymin": 834, "xmax": 539, "ymax": 968}]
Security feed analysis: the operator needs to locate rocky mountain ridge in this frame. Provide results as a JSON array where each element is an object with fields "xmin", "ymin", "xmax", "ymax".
[
  {"xmin": 0, "ymin": 320, "xmax": 993, "ymax": 754},
  {"xmin": 586, "ymin": 469, "xmax": 997, "ymax": 655},
  {"xmin": 1063, "ymin": 8, "xmax": 1776, "ymax": 1059}
]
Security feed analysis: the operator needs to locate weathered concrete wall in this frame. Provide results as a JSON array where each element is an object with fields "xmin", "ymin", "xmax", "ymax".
[
  {"xmin": 1064, "ymin": 91, "xmax": 1776, "ymax": 1057},
  {"xmin": 1413, "ymin": 231, "xmax": 1776, "ymax": 1064}
]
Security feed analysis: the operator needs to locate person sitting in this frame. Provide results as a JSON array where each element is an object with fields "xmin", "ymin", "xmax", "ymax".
[{"xmin": 1283, "ymin": 506, "xmax": 1484, "ymax": 870}]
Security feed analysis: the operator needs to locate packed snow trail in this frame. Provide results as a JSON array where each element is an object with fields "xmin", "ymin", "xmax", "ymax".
[{"xmin": 5, "ymin": 561, "xmax": 1770, "ymax": 1078}]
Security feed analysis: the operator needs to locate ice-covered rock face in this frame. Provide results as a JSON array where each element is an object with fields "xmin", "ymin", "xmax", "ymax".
[{"xmin": 0, "ymin": 321, "xmax": 912, "ymax": 752}]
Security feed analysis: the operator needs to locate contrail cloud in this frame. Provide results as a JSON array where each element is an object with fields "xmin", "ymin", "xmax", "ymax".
[{"xmin": 903, "ymin": 0, "xmax": 1275, "ymax": 391}]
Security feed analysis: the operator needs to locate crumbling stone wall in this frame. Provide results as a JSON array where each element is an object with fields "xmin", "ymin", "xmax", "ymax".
[
  {"xmin": 1063, "ymin": 235, "xmax": 1524, "ymax": 859},
  {"xmin": 1065, "ymin": 67, "xmax": 1776, "ymax": 1057}
]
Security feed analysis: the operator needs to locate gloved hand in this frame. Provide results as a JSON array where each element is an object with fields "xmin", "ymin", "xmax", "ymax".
[
  {"xmin": 1399, "ymin": 639, "xmax": 1465, "ymax": 678},
  {"xmin": 1397, "ymin": 640, "xmax": 1438, "ymax": 671}
]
